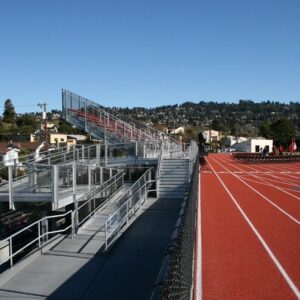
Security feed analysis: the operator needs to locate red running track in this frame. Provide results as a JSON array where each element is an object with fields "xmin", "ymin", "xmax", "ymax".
[{"xmin": 200, "ymin": 154, "xmax": 300, "ymax": 300}]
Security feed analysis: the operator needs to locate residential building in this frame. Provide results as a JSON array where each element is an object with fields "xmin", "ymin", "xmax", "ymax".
[{"xmin": 231, "ymin": 138, "xmax": 273, "ymax": 153}]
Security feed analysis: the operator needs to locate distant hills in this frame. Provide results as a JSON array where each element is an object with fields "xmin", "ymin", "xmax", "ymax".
[{"xmin": 107, "ymin": 100, "xmax": 300, "ymax": 136}]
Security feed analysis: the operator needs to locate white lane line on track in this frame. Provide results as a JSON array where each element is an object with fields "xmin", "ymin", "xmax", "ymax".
[
  {"xmin": 239, "ymin": 164, "xmax": 300, "ymax": 186},
  {"xmin": 194, "ymin": 166, "xmax": 202, "ymax": 300},
  {"xmin": 231, "ymin": 159, "xmax": 300, "ymax": 185},
  {"xmin": 207, "ymin": 160, "xmax": 300, "ymax": 299},
  {"xmin": 246, "ymin": 173, "xmax": 299, "ymax": 187},
  {"xmin": 241, "ymin": 177, "xmax": 300, "ymax": 193},
  {"xmin": 219, "ymin": 157, "xmax": 300, "ymax": 201},
  {"xmin": 210, "ymin": 157, "xmax": 300, "ymax": 225},
  {"xmin": 255, "ymin": 164, "xmax": 300, "ymax": 179}
]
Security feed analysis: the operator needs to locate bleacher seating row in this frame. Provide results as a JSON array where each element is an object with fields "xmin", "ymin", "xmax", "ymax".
[
  {"xmin": 233, "ymin": 153, "xmax": 300, "ymax": 164},
  {"xmin": 68, "ymin": 109, "xmax": 158, "ymax": 142}
]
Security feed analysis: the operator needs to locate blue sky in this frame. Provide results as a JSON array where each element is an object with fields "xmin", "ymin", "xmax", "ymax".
[{"xmin": 0, "ymin": 0, "xmax": 300, "ymax": 113}]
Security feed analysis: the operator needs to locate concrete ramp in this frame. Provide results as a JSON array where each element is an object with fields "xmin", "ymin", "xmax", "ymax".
[{"xmin": 0, "ymin": 196, "xmax": 183, "ymax": 299}]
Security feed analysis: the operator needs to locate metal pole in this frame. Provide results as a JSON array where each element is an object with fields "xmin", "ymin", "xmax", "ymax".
[
  {"xmin": 104, "ymin": 144, "xmax": 108, "ymax": 167},
  {"xmin": 38, "ymin": 221, "xmax": 41, "ymax": 248},
  {"xmin": 88, "ymin": 164, "xmax": 92, "ymax": 191},
  {"xmin": 9, "ymin": 237, "xmax": 13, "ymax": 268},
  {"xmin": 52, "ymin": 165, "xmax": 58, "ymax": 210},
  {"xmin": 8, "ymin": 166, "xmax": 15, "ymax": 210},
  {"xmin": 105, "ymin": 222, "xmax": 108, "ymax": 250},
  {"xmin": 72, "ymin": 162, "xmax": 78, "ymax": 234}
]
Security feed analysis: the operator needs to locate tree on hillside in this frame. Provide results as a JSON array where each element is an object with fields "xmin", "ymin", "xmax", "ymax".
[
  {"xmin": 229, "ymin": 118, "xmax": 239, "ymax": 136},
  {"xmin": 16, "ymin": 114, "xmax": 38, "ymax": 128},
  {"xmin": 57, "ymin": 119, "xmax": 84, "ymax": 134},
  {"xmin": 3, "ymin": 99, "xmax": 16, "ymax": 123},
  {"xmin": 15, "ymin": 114, "xmax": 38, "ymax": 133},
  {"xmin": 211, "ymin": 119, "xmax": 223, "ymax": 131},
  {"xmin": 259, "ymin": 122, "xmax": 273, "ymax": 139},
  {"xmin": 270, "ymin": 118, "xmax": 296, "ymax": 147}
]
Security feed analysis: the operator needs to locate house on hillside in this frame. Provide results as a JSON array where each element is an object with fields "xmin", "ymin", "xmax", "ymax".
[
  {"xmin": 231, "ymin": 138, "xmax": 273, "ymax": 153},
  {"xmin": 203, "ymin": 130, "xmax": 221, "ymax": 143},
  {"xmin": 0, "ymin": 143, "xmax": 20, "ymax": 167},
  {"xmin": 49, "ymin": 133, "xmax": 77, "ymax": 149},
  {"xmin": 223, "ymin": 135, "xmax": 249, "ymax": 147}
]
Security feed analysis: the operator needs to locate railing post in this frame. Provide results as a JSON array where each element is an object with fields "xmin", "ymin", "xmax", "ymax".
[
  {"xmin": 105, "ymin": 221, "xmax": 108, "ymax": 251},
  {"xmin": 8, "ymin": 166, "xmax": 15, "ymax": 210},
  {"xmin": 38, "ymin": 221, "xmax": 41, "ymax": 248},
  {"xmin": 88, "ymin": 164, "xmax": 92, "ymax": 191},
  {"xmin": 104, "ymin": 143, "xmax": 108, "ymax": 167},
  {"xmin": 126, "ymin": 201, "xmax": 129, "ymax": 224},
  {"xmin": 96, "ymin": 143, "xmax": 100, "ymax": 163},
  {"xmin": 135, "ymin": 142, "xmax": 138, "ymax": 157},
  {"xmin": 93, "ymin": 196, "xmax": 96, "ymax": 216},
  {"xmin": 52, "ymin": 165, "xmax": 58, "ymax": 210},
  {"xmin": 73, "ymin": 147, "xmax": 76, "ymax": 160},
  {"xmin": 71, "ymin": 210, "xmax": 75, "ymax": 238},
  {"xmin": 81, "ymin": 145, "xmax": 85, "ymax": 160},
  {"xmin": 9, "ymin": 237, "xmax": 13, "ymax": 268},
  {"xmin": 100, "ymin": 167, "xmax": 103, "ymax": 184},
  {"xmin": 72, "ymin": 162, "xmax": 78, "ymax": 234}
]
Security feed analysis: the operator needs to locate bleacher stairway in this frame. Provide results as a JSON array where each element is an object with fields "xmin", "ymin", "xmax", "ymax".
[{"xmin": 158, "ymin": 159, "xmax": 189, "ymax": 199}]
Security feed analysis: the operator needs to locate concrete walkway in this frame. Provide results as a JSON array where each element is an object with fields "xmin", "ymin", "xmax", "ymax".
[{"xmin": 0, "ymin": 196, "xmax": 183, "ymax": 300}]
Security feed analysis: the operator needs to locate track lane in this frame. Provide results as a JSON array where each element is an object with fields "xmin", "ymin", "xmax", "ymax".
[
  {"xmin": 226, "ymin": 157, "xmax": 300, "ymax": 194},
  {"xmin": 231, "ymin": 161, "xmax": 300, "ymax": 188},
  {"xmin": 214, "ymin": 156, "xmax": 300, "ymax": 218},
  {"xmin": 207, "ymin": 155, "xmax": 300, "ymax": 296},
  {"xmin": 201, "ymin": 168, "xmax": 296, "ymax": 299}
]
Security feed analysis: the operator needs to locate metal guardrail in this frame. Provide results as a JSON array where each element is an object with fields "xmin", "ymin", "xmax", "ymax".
[
  {"xmin": 0, "ymin": 210, "xmax": 73, "ymax": 269},
  {"xmin": 0, "ymin": 169, "xmax": 125, "ymax": 270},
  {"xmin": 104, "ymin": 168, "xmax": 153, "ymax": 250},
  {"xmin": 76, "ymin": 170, "xmax": 124, "ymax": 230}
]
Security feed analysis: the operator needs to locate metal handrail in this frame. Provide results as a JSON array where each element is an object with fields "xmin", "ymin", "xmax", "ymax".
[
  {"xmin": 0, "ymin": 210, "xmax": 73, "ymax": 268},
  {"xmin": 76, "ymin": 171, "xmax": 124, "ymax": 228},
  {"xmin": 104, "ymin": 169, "xmax": 153, "ymax": 250}
]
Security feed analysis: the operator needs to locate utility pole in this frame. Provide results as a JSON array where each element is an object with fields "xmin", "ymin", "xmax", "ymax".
[{"xmin": 38, "ymin": 102, "xmax": 48, "ymax": 149}]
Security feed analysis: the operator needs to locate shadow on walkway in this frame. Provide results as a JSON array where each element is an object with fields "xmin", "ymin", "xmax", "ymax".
[{"xmin": 47, "ymin": 197, "xmax": 183, "ymax": 300}]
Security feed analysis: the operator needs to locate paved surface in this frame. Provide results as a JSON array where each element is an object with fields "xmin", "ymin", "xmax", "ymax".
[
  {"xmin": 0, "ymin": 196, "xmax": 183, "ymax": 300},
  {"xmin": 202, "ymin": 154, "xmax": 299, "ymax": 299}
]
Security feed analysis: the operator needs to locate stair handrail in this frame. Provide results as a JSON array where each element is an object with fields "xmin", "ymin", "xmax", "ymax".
[
  {"xmin": 104, "ymin": 168, "xmax": 154, "ymax": 250},
  {"xmin": 156, "ymin": 148, "xmax": 163, "ymax": 198}
]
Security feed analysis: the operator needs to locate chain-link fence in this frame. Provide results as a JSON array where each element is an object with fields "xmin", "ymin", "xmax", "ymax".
[{"xmin": 151, "ymin": 154, "xmax": 199, "ymax": 300}]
